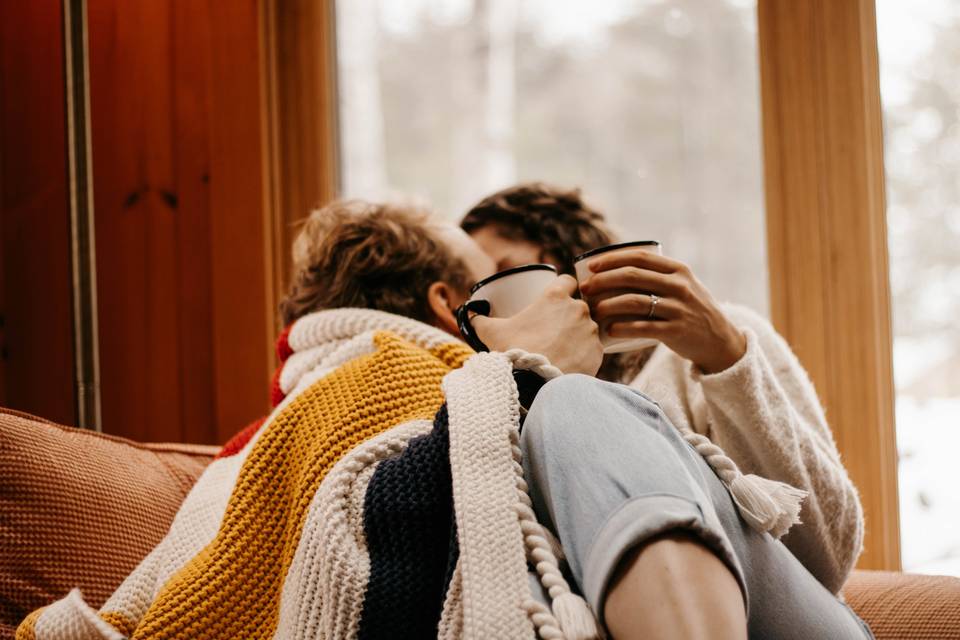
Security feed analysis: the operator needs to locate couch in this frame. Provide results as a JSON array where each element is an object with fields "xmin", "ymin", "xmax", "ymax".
[{"xmin": 2, "ymin": 407, "xmax": 958, "ymax": 639}]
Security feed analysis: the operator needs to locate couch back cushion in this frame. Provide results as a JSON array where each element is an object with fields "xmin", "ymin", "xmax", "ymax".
[{"xmin": 0, "ymin": 408, "xmax": 216, "ymax": 636}]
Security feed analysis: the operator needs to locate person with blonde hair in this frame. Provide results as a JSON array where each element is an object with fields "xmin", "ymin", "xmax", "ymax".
[{"xmin": 20, "ymin": 200, "xmax": 871, "ymax": 640}]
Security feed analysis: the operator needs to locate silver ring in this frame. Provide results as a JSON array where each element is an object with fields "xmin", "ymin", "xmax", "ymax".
[{"xmin": 647, "ymin": 294, "xmax": 660, "ymax": 319}]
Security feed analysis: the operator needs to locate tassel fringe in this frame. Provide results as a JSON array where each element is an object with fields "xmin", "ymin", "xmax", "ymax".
[
  {"xmin": 681, "ymin": 429, "xmax": 807, "ymax": 539},
  {"xmin": 503, "ymin": 348, "xmax": 805, "ymax": 639},
  {"xmin": 503, "ymin": 351, "xmax": 601, "ymax": 640},
  {"xmin": 551, "ymin": 592, "xmax": 600, "ymax": 640}
]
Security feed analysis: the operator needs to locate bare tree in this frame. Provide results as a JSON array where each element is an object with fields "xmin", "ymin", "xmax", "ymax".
[
  {"xmin": 337, "ymin": 0, "xmax": 388, "ymax": 199},
  {"xmin": 483, "ymin": 0, "xmax": 518, "ymax": 192}
]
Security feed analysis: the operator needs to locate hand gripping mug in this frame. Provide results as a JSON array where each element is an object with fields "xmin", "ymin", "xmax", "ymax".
[
  {"xmin": 456, "ymin": 264, "xmax": 559, "ymax": 352},
  {"xmin": 574, "ymin": 240, "xmax": 662, "ymax": 354}
]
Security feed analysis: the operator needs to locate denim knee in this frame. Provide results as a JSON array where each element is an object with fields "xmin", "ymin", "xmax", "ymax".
[
  {"xmin": 532, "ymin": 373, "xmax": 662, "ymax": 415},
  {"xmin": 523, "ymin": 373, "xmax": 671, "ymax": 469}
]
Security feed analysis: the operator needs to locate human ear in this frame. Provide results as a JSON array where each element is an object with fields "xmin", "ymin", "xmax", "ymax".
[{"xmin": 426, "ymin": 281, "xmax": 462, "ymax": 336}]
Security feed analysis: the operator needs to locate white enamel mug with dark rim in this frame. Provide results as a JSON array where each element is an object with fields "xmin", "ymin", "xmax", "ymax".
[
  {"xmin": 574, "ymin": 240, "xmax": 663, "ymax": 354},
  {"xmin": 456, "ymin": 263, "xmax": 559, "ymax": 352}
]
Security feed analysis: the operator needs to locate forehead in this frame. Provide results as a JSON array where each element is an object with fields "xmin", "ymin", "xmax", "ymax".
[
  {"xmin": 431, "ymin": 223, "xmax": 496, "ymax": 282},
  {"xmin": 469, "ymin": 225, "xmax": 558, "ymax": 271}
]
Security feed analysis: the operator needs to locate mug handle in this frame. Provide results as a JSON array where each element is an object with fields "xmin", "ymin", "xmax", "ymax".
[{"xmin": 456, "ymin": 299, "xmax": 492, "ymax": 352}]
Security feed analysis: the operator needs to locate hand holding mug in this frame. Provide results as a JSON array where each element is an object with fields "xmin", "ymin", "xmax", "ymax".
[
  {"xmin": 578, "ymin": 247, "xmax": 746, "ymax": 374},
  {"xmin": 467, "ymin": 274, "xmax": 604, "ymax": 377}
]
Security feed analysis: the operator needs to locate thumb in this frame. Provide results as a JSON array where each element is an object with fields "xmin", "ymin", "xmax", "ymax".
[
  {"xmin": 549, "ymin": 274, "xmax": 580, "ymax": 298},
  {"xmin": 471, "ymin": 314, "xmax": 503, "ymax": 343}
]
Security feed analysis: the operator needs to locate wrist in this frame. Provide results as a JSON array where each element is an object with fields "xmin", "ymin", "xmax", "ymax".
[
  {"xmin": 471, "ymin": 315, "xmax": 506, "ymax": 352},
  {"xmin": 697, "ymin": 327, "xmax": 746, "ymax": 374}
]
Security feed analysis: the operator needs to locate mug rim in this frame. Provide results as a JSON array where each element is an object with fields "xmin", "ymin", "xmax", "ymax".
[
  {"xmin": 469, "ymin": 263, "xmax": 558, "ymax": 295},
  {"xmin": 573, "ymin": 240, "xmax": 661, "ymax": 263}
]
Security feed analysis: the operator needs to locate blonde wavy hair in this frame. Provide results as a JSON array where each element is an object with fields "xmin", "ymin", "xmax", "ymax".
[{"xmin": 279, "ymin": 200, "xmax": 472, "ymax": 326}]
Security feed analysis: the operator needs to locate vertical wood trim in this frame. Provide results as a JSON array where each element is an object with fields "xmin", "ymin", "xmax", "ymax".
[
  {"xmin": 63, "ymin": 0, "xmax": 102, "ymax": 430},
  {"xmin": 261, "ymin": 0, "xmax": 339, "ymax": 331},
  {"xmin": 260, "ymin": 0, "xmax": 281, "ymax": 353},
  {"xmin": 758, "ymin": 0, "xmax": 901, "ymax": 570}
]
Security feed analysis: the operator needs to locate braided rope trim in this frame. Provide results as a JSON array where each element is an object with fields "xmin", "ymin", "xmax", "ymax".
[
  {"xmin": 509, "ymin": 425, "xmax": 600, "ymax": 640},
  {"xmin": 678, "ymin": 426, "xmax": 807, "ymax": 538},
  {"xmin": 503, "ymin": 349, "xmax": 564, "ymax": 380},
  {"xmin": 498, "ymin": 350, "xmax": 600, "ymax": 640},
  {"xmin": 499, "ymin": 348, "xmax": 806, "ymax": 540}
]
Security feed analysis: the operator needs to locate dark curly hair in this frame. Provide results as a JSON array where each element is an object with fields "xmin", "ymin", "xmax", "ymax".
[
  {"xmin": 461, "ymin": 182, "xmax": 650, "ymax": 383},
  {"xmin": 460, "ymin": 182, "xmax": 616, "ymax": 275}
]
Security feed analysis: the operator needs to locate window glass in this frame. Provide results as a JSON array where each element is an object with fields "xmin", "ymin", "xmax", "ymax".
[
  {"xmin": 337, "ymin": 0, "xmax": 768, "ymax": 314},
  {"xmin": 877, "ymin": 0, "xmax": 960, "ymax": 575}
]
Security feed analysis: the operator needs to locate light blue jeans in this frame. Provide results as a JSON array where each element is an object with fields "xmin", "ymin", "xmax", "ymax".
[{"xmin": 520, "ymin": 374, "xmax": 873, "ymax": 639}]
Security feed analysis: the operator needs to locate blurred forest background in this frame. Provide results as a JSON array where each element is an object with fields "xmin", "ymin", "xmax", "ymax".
[
  {"xmin": 337, "ymin": 0, "xmax": 959, "ymax": 574},
  {"xmin": 338, "ymin": 0, "xmax": 767, "ymax": 314},
  {"xmin": 877, "ymin": 0, "xmax": 960, "ymax": 576}
]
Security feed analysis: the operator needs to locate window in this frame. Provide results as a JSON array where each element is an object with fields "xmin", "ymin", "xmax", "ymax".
[
  {"xmin": 877, "ymin": 0, "xmax": 960, "ymax": 575},
  {"xmin": 337, "ymin": 0, "xmax": 768, "ymax": 314}
]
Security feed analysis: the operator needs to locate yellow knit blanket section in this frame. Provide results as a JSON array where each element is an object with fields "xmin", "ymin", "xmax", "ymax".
[{"xmin": 123, "ymin": 331, "xmax": 469, "ymax": 639}]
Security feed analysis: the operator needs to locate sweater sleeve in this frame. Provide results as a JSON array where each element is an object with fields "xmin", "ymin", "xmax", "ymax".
[{"xmin": 690, "ymin": 305, "xmax": 864, "ymax": 594}]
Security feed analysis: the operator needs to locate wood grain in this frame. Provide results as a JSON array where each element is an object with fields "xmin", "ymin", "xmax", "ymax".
[
  {"xmin": 206, "ymin": 0, "xmax": 274, "ymax": 443},
  {"xmin": 0, "ymin": 0, "xmax": 77, "ymax": 425},
  {"xmin": 758, "ymin": 0, "xmax": 901, "ymax": 570},
  {"xmin": 88, "ymin": 0, "xmax": 271, "ymax": 444},
  {"xmin": 171, "ymin": 0, "xmax": 216, "ymax": 444},
  {"xmin": 89, "ymin": 0, "xmax": 184, "ymax": 443},
  {"xmin": 262, "ymin": 0, "xmax": 339, "ymax": 323}
]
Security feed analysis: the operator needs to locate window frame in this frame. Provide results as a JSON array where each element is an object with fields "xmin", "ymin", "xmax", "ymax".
[
  {"xmin": 271, "ymin": 0, "xmax": 902, "ymax": 571},
  {"xmin": 758, "ymin": 0, "xmax": 900, "ymax": 570}
]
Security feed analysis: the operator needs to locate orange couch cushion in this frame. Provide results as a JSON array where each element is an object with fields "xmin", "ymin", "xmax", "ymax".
[
  {"xmin": 843, "ymin": 570, "xmax": 960, "ymax": 639},
  {"xmin": 0, "ymin": 408, "xmax": 217, "ymax": 637},
  {"xmin": 4, "ymin": 407, "xmax": 960, "ymax": 639}
]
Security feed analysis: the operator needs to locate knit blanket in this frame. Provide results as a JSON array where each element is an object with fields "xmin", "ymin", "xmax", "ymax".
[{"xmin": 17, "ymin": 309, "xmax": 596, "ymax": 640}]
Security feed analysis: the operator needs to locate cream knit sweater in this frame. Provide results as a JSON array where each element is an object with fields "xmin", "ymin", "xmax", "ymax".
[{"xmin": 628, "ymin": 303, "xmax": 864, "ymax": 595}]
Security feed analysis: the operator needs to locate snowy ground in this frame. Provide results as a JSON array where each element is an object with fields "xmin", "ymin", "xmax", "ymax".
[{"xmin": 896, "ymin": 396, "xmax": 960, "ymax": 575}]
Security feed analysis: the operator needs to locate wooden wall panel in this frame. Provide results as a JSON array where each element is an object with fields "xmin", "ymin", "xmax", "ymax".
[
  {"xmin": 0, "ymin": 0, "xmax": 77, "ymax": 425},
  {"xmin": 88, "ymin": 0, "xmax": 181, "ymax": 443},
  {"xmin": 758, "ymin": 0, "xmax": 901, "ymax": 570},
  {"xmin": 88, "ymin": 0, "xmax": 271, "ymax": 444},
  {"xmin": 171, "ymin": 1, "xmax": 217, "ymax": 444},
  {"xmin": 207, "ymin": 1, "xmax": 274, "ymax": 444},
  {"xmin": 263, "ymin": 0, "xmax": 339, "ymax": 315}
]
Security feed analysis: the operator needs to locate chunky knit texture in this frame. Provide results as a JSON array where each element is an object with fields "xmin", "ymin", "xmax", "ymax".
[
  {"xmin": 358, "ymin": 406, "xmax": 458, "ymax": 638},
  {"xmin": 17, "ymin": 310, "xmax": 593, "ymax": 640},
  {"xmin": 18, "ymin": 307, "xmax": 812, "ymax": 639}
]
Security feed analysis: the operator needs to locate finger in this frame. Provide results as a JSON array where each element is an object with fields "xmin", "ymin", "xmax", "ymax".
[
  {"xmin": 548, "ymin": 274, "xmax": 580, "ymax": 297},
  {"xmin": 587, "ymin": 249, "xmax": 688, "ymax": 275},
  {"xmin": 607, "ymin": 319, "xmax": 674, "ymax": 339},
  {"xmin": 579, "ymin": 266, "xmax": 685, "ymax": 298},
  {"xmin": 591, "ymin": 294, "xmax": 681, "ymax": 323}
]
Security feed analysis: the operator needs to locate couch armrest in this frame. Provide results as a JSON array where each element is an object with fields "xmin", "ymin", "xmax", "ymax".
[
  {"xmin": 0, "ymin": 408, "xmax": 216, "ymax": 636},
  {"xmin": 843, "ymin": 570, "xmax": 960, "ymax": 639}
]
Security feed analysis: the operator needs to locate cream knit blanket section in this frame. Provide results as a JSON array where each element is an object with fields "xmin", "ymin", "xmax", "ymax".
[
  {"xmin": 18, "ymin": 308, "xmax": 807, "ymax": 640},
  {"xmin": 18, "ymin": 310, "xmax": 595, "ymax": 640}
]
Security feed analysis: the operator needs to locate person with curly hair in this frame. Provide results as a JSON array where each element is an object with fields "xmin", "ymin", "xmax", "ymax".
[
  {"xmin": 461, "ymin": 182, "xmax": 871, "ymax": 638},
  {"xmin": 461, "ymin": 183, "xmax": 616, "ymax": 276}
]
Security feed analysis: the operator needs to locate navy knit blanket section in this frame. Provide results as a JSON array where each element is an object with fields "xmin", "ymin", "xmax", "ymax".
[{"xmin": 358, "ymin": 404, "xmax": 460, "ymax": 639}]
